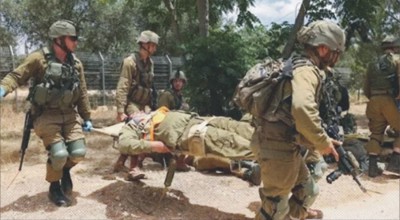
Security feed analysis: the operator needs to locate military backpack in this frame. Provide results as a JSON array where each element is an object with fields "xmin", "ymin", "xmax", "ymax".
[{"xmin": 233, "ymin": 56, "xmax": 300, "ymax": 121}]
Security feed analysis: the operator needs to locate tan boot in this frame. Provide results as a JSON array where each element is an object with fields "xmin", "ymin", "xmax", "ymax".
[
  {"xmin": 126, "ymin": 155, "xmax": 146, "ymax": 181},
  {"xmin": 113, "ymin": 154, "xmax": 129, "ymax": 173}
]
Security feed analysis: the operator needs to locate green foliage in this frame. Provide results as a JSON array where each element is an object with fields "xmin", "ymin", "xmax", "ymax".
[
  {"xmin": 184, "ymin": 26, "xmax": 255, "ymax": 116},
  {"xmin": 307, "ymin": 0, "xmax": 336, "ymax": 23},
  {"xmin": 0, "ymin": 0, "xmax": 139, "ymax": 54}
]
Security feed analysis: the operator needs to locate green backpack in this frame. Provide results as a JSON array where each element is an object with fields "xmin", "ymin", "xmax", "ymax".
[{"xmin": 232, "ymin": 57, "xmax": 293, "ymax": 119}]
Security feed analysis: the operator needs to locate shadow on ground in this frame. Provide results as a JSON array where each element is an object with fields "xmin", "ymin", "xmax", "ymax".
[
  {"xmin": 87, "ymin": 180, "xmax": 252, "ymax": 220},
  {"xmin": 0, "ymin": 191, "xmax": 81, "ymax": 213}
]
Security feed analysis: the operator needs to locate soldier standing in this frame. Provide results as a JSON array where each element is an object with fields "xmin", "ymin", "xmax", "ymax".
[
  {"xmin": 252, "ymin": 20, "xmax": 344, "ymax": 220},
  {"xmin": 114, "ymin": 30, "xmax": 159, "ymax": 180},
  {"xmin": 0, "ymin": 20, "xmax": 92, "ymax": 207},
  {"xmin": 364, "ymin": 35, "xmax": 400, "ymax": 177}
]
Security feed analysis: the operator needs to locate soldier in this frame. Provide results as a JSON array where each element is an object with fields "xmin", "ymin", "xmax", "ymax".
[
  {"xmin": 0, "ymin": 20, "xmax": 92, "ymax": 207},
  {"xmin": 158, "ymin": 69, "xmax": 189, "ymax": 111},
  {"xmin": 252, "ymin": 20, "xmax": 344, "ymax": 220},
  {"xmin": 117, "ymin": 107, "xmax": 256, "ymax": 181},
  {"xmin": 156, "ymin": 72, "xmax": 260, "ymax": 184},
  {"xmin": 114, "ymin": 30, "xmax": 159, "ymax": 180},
  {"xmin": 363, "ymin": 35, "xmax": 400, "ymax": 177}
]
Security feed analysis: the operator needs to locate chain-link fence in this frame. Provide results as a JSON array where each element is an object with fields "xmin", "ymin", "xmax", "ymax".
[{"xmin": 0, "ymin": 46, "xmax": 184, "ymax": 107}]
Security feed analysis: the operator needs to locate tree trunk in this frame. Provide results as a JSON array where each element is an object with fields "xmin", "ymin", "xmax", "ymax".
[
  {"xmin": 282, "ymin": 0, "xmax": 311, "ymax": 59},
  {"xmin": 196, "ymin": 0, "xmax": 209, "ymax": 37},
  {"xmin": 163, "ymin": 0, "xmax": 181, "ymax": 44}
]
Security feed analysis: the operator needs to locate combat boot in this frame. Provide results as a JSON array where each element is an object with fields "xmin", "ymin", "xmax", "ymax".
[
  {"xmin": 48, "ymin": 181, "xmax": 71, "ymax": 207},
  {"xmin": 126, "ymin": 155, "xmax": 145, "ymax": 181},
  {"xmin": 386, "ymin": 152, "xmax": 400, "ymax": 174},
  {"xmin": 242, "ymin": 163, "xmax": 261, "ymax": 186},
  {"xmin": 61, "ymin": 168, "xmax": 73, "ymax": 195},
  {"xmin": 368, "ymin": 154, "xmax": 383, "ymax": 177},
  {"xmin": 175, "ymin": 154, "xmax": 191, "ymax": 172},
  {"xmin": 113, "ymin": 154, "xmax": 129, "ymax": 173}
]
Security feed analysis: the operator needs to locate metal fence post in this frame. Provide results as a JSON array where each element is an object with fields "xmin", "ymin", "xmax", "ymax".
[
  {"xmin": 98, "ymin": 52, "xmax": 106, "ymax": 106},
  {"xmin": 8, "ymin": 45, "xmax": 18, "ymax": 103},
  {"xmin": 165, "ymin": 54, "xmax": 172, "ymax": 77}
]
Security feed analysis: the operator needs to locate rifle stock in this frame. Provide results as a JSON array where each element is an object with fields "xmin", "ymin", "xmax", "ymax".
[{"xmin": 19, "ymin": 110, "xmax": 33, "ymax": 171}]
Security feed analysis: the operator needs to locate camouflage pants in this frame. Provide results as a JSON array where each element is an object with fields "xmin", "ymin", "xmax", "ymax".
[
  {"xmin": 33, "ymin": 109, "xmax": 85, "ymax": 182},
  {"xmin": 366, "ymin": 96, "xmax": 400, "ymax": 154}
]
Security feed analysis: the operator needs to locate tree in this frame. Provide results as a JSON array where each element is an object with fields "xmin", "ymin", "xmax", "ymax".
[{"xmin": 0, "ymin": 0, "xmax": 139, "ymax": 54}]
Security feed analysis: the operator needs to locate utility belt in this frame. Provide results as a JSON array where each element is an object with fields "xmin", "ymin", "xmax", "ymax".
[
  {"xmin": 370, "ymin": 89, "xmax": 393, "ymax": 96},
  {"xmin": 180, "ymin": 116, "xmax": 215, "ymax": 156}
]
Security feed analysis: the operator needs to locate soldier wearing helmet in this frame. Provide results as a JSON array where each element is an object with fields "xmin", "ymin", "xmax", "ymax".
[
  {"xmin": 0, "ymin": 20, "xmax": 92, "ymax": 207},
  {"xmin": 114, "ymin": 30, "xmax": 159, "ymax": 180},
  {"xmin": 363, "ymin": 35, "xmax": 400, "ymax": 178},
  {"xmin": 158, "ymin": 69, "xmax": 189, "ymax": 111},
  {"xmin": 253, "ymin": 20, "xmax": 345, "ymax": 220}
]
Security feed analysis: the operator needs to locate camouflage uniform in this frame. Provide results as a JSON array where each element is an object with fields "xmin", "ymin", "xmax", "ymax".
[
  {"xmin": 253, "ymin": 21, "xmax": 346, "ymax": 220},
  {"xmin": 364, "ymin": 35, "xmax": 400, "ymax": 175}
]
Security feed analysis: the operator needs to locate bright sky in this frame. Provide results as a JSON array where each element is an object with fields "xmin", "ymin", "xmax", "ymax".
[{"xmin": 249, "ymin": 0, "xmax": 303, "ymax": 26}]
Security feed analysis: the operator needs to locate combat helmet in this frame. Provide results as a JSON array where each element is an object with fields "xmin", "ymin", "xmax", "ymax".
[
  {"xmin": 48, "ymin": 20, "xmax": 77, "ymax": 39},
  {"xmin": 137, "ymin": 30, "xmax": 159, "ymax": 45},
  {"xmin": 297, "ymin": 20, "xmax": 346, "ymax": 52},
  {"xmin": 381, "ymin": 35, "xmax": 400, "ymax": 49},
  {"xmin": 170, "ymin": 70, "xmax": 187, "ymax": 84}
]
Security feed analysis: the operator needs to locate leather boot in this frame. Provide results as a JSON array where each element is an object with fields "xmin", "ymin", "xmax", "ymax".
[
  {"xmin": 175, "ymin": 154, "xmax": 191, "ymax": 172},
  {"xmin": 386, "ymin": 152, "xmax": 400, "ymax": 174},
  {"xmin": 368, "ymin": 154, "xmax": 383, "ymax": 177},
  {"xmin": 304, "ymin": 208, "xmax": 323, "ymax": 219},
  {"xmin": 241, "ymin": 164, "xmax": 261, "ymax": 186},
  {"xmin": 113, "ymin": 154, "xmax": 129, "ymax": 173},
  {"xmin": 61, "ymin": 168, "xmax": 73, "ymax": 195},
  {"xmin": 48, "ymin": 181, "xmax": 71, "ymax": 207},
  {"xmin": 126, "ymin": 155, "xmax": 145, "ymax": 181}
]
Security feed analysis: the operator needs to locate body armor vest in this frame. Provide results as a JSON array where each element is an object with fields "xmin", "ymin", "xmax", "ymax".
[
  {"xmin": 167, "ymin": 89, "xmax": 183, "ymax": 110},
  {"xmin": 128, "ymin": 54, "xmax": 154, "ymax": 106},
  {"xmin": 369, "ymin": 53, "xmax": 399, "ymax": 92},
  {"xmin": 29, "ymin": 47, "xmax": 81, "ymax": 109}
]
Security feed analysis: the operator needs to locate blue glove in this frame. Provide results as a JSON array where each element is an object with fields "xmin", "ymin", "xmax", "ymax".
[
  {"xmin": 82, "ymin": 120, "xmax": 93, "ymax": 132},
  {"xmin": 0, "ymin": 86, "xmax": 5, "ymax": 100}
]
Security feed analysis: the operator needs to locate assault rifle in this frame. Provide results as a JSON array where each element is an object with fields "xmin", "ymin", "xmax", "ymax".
[
  {"xmin": 19, "ymin": 110, "xmax": 33, "ymax": 171},
  {"xmin": 320, "ymin": 69, "xmax": 366, "ymax": 193},
  {"xmin": 323, "ymin": 120, "xmax": 367, "ymax": 193}
]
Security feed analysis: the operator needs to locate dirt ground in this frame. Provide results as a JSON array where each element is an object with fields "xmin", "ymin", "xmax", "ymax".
[{"xmin": 0, "ymin": 96, "xmax": 399, "ymax": 220}]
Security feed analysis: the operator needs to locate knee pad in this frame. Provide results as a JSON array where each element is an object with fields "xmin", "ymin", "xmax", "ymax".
[
  {"xmin": 311, "ymin": 160, "xmax": 328, "ymax": 182},
  {"xmin": 49, "ymin": 141, "xmax": 68, "ymax": 171},
  {"xmin": 302, "ymin": 177, "xmax": 319, "ymax": 208},
  {"xmin": 67, "ymin": 139, "xmax": 86, "ymax": 163},
  {"xmin": 258, "ymin": 188, "xmax": 289, "ymax": 220}
]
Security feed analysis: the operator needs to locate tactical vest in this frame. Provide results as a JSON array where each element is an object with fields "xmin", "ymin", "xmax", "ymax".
[
  {"xmin": 167, "ymin": 89, "xmax": 183, "ymax": 110},
  {"xmin": 29, "ymin": 47, "xmax": 81, "ymax": 110},
  {"xmin": 368, "ymin": 53, "xmax": 399, "ymax": 93},
  {"xmin": 128, "ymin": 54, "xmax": 154, "ymax": 106}
]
